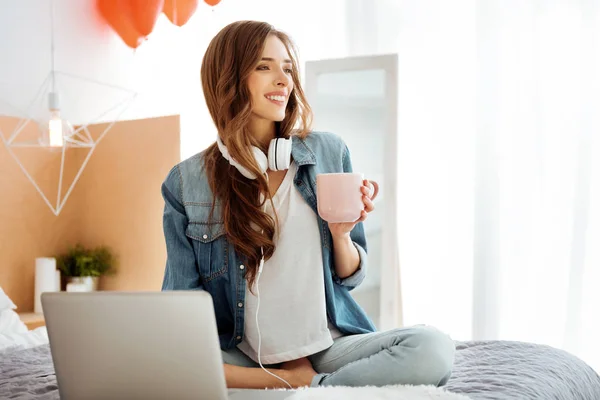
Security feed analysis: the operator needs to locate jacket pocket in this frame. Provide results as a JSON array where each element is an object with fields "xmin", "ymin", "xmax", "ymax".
[{"xmin": 185, "ymin": 222, "xmax": 228, "ymax": 281}]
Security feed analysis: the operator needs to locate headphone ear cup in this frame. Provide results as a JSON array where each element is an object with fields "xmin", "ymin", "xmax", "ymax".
[{"xmin": 268, "ymin": 138, "xmax": 292, "ymax": 171}]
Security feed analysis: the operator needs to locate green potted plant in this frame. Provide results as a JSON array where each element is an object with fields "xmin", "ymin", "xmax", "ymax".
[{"xmin": 56, "ymin": 244, "xmax": 117, "ymax": 291}]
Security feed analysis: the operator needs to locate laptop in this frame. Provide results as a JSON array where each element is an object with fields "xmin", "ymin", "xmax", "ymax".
[{"xmin": 41, "ymin": 291, "xmax": 294, "ymax": 400}]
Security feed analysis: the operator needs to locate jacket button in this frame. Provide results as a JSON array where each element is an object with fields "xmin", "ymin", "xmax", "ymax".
[
  {"xmin": 236, "ymin": 336, "xmax": 242, "ymax": 340},
  {"xmin": 238, "ymin": 302, "xmax": 243, "ymax": 308},
  {"xmin": 202, "ymin": 234, "xmax": 208, "ymax": 239},
  {"xmin": 239, "ymin": 265, "xmax": 245, "ymax": 270}
]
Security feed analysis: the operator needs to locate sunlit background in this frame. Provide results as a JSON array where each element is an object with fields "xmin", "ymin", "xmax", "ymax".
[{"xmin": 1, "ymin": 0, "xmax": 598, "ymax": 374}]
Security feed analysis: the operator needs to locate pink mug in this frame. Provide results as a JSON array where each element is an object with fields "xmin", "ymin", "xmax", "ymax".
[{"xmin": 316, "ymin": 173, "xmax": 379, "ymax": 223}]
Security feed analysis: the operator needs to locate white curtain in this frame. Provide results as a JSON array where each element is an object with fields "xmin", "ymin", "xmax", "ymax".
[{"xmin": 344, "ymin": 0, "xmax": 600, "ymax": 372}]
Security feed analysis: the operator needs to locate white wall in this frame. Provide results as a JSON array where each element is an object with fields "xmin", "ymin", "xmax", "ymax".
[{"xmin": 0, "ymin": 0, "xmax": 352, "ymax": 160}]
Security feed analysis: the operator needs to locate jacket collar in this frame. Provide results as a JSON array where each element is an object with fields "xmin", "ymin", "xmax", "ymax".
[{"xmin": 291, "ymin": 135, "xmax": 317, "ymax": 166}]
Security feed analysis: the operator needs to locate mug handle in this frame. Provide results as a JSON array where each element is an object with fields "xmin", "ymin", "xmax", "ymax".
[{"xmin": 368, "ymin": 180, "xmax": 379, "ymax": 201}]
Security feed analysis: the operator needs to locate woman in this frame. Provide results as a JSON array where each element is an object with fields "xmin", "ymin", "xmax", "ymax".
[{"xmin": 161, "ymin": 20, "xmax": 455, "ymax": 389}]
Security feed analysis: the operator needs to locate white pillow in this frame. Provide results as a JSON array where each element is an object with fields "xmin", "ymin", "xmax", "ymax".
[
  {"xmin": 0, "ymin": 326, "xmax": 48, "ymax": 353},
  {"xmin": 0, "ymin": 309, "xmax": 28, "ymax": 335},
  {"xmin": 0, "ymin": 286, "xmax": 17, "ymax": 311}
]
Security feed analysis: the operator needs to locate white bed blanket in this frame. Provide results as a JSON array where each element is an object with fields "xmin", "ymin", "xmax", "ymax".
[{"xmin": 287, "ymin": 384, "xmax": 471, "ymax": 399}]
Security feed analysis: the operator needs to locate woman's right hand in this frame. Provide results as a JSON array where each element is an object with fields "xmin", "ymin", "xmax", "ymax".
[{"xmin": 280, "ymin": 357, "xmax": 319, "ymax": 388}]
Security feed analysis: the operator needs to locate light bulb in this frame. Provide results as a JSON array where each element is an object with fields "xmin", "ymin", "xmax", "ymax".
[{"xmin": 48, "ymin": 109, "xmax": 64, "ymax": 147}]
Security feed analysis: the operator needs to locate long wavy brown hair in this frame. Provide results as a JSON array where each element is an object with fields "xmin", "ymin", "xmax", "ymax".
[{"xmin": 201, "ymin": 21, "xmax": 313, "ymax": 289}]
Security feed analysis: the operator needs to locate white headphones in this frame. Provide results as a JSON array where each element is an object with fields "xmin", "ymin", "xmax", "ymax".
[{"xmin": 216, "ymin": 135, "xmax": 292, "ymax": 179}]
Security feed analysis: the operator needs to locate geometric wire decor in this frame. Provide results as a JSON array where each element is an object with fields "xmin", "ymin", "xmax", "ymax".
[{"xmin": 0, "ymin": 71, "xmax": 137, "ymax": 216}]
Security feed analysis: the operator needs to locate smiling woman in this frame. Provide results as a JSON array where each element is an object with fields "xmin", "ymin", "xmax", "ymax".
[{"xmin": 161, "ymin": 20, "xmax": 455, "ymax": 391}]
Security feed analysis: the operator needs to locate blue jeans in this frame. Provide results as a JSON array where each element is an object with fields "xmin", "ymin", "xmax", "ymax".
[{"xmin": 222, "ymin": 325, "xmax": 456, "ymax": 387}]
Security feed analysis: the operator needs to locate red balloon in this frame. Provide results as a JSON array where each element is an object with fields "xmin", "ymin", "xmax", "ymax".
[
  {"xmin": 163, "ymin": 0, "xmax": 199, "ymax": 26},
  {"xmin": 129, "ymin": 0, "xmax": 164, "ymax": 36},
  {"xmin": 204, "ymin": 0, "xmax": 221, "ymax": 6},
  {"xmin": 97, "ymin": 0, "xmax": 145, "ymax": 49}
]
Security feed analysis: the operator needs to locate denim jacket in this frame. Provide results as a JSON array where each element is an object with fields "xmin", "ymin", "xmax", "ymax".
[{"xmin": 161, "ymin": 131, "xmax": 377, "ymax": 350}]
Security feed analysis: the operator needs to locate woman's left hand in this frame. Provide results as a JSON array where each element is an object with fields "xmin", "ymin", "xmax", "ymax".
[{"xmin": 328, "ymin": 179, "xmax": 379, "ymax": 239}]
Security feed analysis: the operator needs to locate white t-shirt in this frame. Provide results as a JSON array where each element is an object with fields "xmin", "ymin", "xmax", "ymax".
[{"xmin": 237, "ymin": 161, "xmax": 343, "ymax": 364}]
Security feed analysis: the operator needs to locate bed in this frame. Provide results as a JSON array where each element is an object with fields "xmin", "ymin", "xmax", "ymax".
[
  {"xmin": 2, "ymin": 335, "xmax": 599, "ymax": 399},
  {"xmin": 2, "ymin": 288, "xmax": 599, "ymax": 399}
]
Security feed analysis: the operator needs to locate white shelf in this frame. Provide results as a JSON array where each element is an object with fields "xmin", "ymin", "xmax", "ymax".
[{"xmin": 306, "ymin": 54, "xmax": 399, "ymax": 329}]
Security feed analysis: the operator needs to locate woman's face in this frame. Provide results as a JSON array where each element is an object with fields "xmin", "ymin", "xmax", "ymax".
[{"xmin": 247, "ymin": 35, "xmax": 294, "ymax": 123}]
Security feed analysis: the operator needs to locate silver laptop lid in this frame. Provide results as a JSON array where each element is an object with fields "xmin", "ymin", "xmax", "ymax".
[{"xmin": 42, "ymin": 291, "xmax": 227, "ymax": 400}]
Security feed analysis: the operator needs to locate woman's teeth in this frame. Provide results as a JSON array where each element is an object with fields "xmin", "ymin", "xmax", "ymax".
[{"xmin": 266, "ymin": 95, "xmax": 285, "ymax": 102}]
